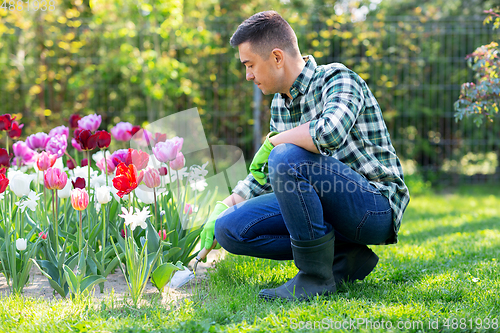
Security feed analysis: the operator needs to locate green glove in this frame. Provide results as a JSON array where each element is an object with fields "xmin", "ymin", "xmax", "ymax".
[
  {"xmin": 250, "ymin": 132, "xmax": 278, "ymax": 185},
  {"xmin": 200, "ymin": 201, "xmax": 229, "ymax": 250}
]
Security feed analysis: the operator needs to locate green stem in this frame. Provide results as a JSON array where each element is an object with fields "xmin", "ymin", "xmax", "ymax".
[
  {"xmin": 104, "ymin": 150, "xmax": 108, "ymax": 187},
  {"xmin": 153, "ymin": 187, "xmax": 158, "ymax": 231},
  {"xmin": 5, "ymin": 135, "xmax": 9, "ymax": 155},
  {"xmin": 78, "ymin": 210, "xmax": 83, "ymax": 263},
  {"xmin": 51, "ymin": 190, "xmax": 58, "ymax": 252},
  {"xmin": 101, "ymin": 203, "xmax": 106, "ymax": 275},
  {"xmin": 43, "ymin": 183, "xmax": 48, "ymax": 229}
]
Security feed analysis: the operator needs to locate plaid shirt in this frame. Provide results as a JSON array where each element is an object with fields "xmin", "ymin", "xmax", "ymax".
[{"xmin": 232, "ymin": 55, "xmax": 410, "ymax": 244}]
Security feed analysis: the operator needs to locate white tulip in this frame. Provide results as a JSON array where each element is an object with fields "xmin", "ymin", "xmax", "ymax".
[
  {"xmin": 134, "ymin": 185, "xmax": 155, "ymax": 205},
  {"xmin": 95, "ymin": 185, "xmax": 112, "ymax": 204},
  {"xmin": 57, "ymin": 180, "xmax": 72, "ymax": 199},
  {"xmin": 9, "ymin": 173, "xmax": 36, "ymax": 197},
  {"xmin": 16, "ymin": 238, "xmax": 27, "ymax": 251}
]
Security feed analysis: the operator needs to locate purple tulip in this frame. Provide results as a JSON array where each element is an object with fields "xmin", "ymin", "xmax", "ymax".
[
  {"xmin": 12, "ymin": 141, "xmax": 36, "ymax": 165},
  {"xmin": 153, "ymin": 137, "xmax": 183, "ymax": 162},
  {"xmin": 49, "ymin": 125, "xmax": 69, "ymax": 138},
  {"xmin": 78, "ymin": 114, "xmax": 102, "ymax": 132},
  {"xmin": 46, "ymin": 134, "xmax": 68, "ymax": 158},
  {"xmin": 111, "ymin": 122, "xmax": 133, "ymax": 142},
  {"xmin": 110, "ymin": 149, "xmax": 128, "ymax": 167},
  {"xmin": 26, "ymin": 132, "xmax": 50, "ymax": 150}
]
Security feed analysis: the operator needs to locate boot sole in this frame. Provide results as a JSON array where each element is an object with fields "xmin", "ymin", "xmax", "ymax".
[{"xmin": 349, "ymin": 251, "xmax": 379, "ymax": 282}]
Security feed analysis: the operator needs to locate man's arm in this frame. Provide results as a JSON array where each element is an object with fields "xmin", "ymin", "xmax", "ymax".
[
  {"xmin": 268, "ymin": 122, "xmax": 319, "ymax": 154},
  {"xmin": 222, "ymin": 192, "xmax": 246, "ymax": 208}
]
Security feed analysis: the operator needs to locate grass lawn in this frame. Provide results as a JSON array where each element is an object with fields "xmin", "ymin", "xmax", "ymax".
[{"xmin": 0, "ymin": 184, "xmax": 499, "ymax": 332}]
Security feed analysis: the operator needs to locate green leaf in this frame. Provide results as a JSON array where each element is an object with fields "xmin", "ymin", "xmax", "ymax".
[
  {"xmin": 151, "ymin": 262, "xmax": 182, "ymax": 292},
  {"xmin": 31, "ymin": 259, "xmax": 67, "ymax": 298},
  {"xmin": 146, "ymin": 217, "xmax": 160, "ymax": 253},
  {"xmin": 63, "ymin": 264, "xmax": 79, "ymax": 295},
  {"xmin": 80, "ymin": 275, "xmax": 107, "ymax": 293}
]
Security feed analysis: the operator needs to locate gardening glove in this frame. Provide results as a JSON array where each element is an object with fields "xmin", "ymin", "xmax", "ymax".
[
  {"xmin": 249, "ymin": 132, "xmax": 278, "ymax": 185},
  {"xmin": 199, "ymin": 201, "xmax": 229, "ymax": 250}
]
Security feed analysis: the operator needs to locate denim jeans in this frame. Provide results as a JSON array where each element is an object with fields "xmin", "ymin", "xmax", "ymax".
[{"xmin": 214, "ymin": 143, "xmax": 394, "ymax": 260}]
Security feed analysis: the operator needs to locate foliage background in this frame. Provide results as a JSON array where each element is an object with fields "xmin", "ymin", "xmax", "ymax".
[{"xmin": 1, "ymin": 0, "xmax": 499, "ymax": 185}]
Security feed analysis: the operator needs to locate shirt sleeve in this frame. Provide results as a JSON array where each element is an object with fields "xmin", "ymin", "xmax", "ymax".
[
  {"xmin": 232, "ymin": 172, "xmax": 273, "ymax": 200},
  {"xmin": 308, "ymin": 70, "xmax": 363, "ymax": 156}
]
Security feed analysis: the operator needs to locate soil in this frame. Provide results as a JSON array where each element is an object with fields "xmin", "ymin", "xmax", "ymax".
[{"xmin": 0, "ymin": 249, "xmax": 225, "ymax": 304}]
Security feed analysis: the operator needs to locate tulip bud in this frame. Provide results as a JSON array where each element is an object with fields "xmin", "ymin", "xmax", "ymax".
[
  {"xmin": 169, "ymin": 152, "xmax": 185, "ymax": 171},
  {"xmin": 38, "ymin": 232, "xmax": 47, "ymax": 240},
  {"xmin": 158, "ymin": 229, "xmax": 167, "ymax": 241},
  {"xmin": 71, "ymin": 188, "xmax": 89, "ymax": 211},
  {"xmin": 16, "ymin": 238, "xmax": 27, "ymax": 251},
  {"xmin": 44, "ymin": 167, "xmax": 68, "ymax": 190},
  {"xmin": 95, "ymin": 186, "xmax": 112, "ymax": 204},
  {"xmin": 36, "ymin": 151, "xmax": 57, "ymax": 171},
  {"xmin": 143, "ymin": 167, "xmax": 161, "ymax": 188}
]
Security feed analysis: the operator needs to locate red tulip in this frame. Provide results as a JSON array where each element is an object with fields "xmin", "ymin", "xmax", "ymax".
[
  {"xmin": 38, "ymin": 232, "xmax": 47, "ymax": 240},
  {"xmin": 81, "ymin": 158, "xmax": 88, "ymax": 167},
  {"xmin": 112, "ymin": 162, "xmax": 144, "ymax": 198},
  {"xmin": 0, "ymin": 174, "xmax": 8, "ymax": 193},
  {"xmin": 69, "ymin": 114, "xmax": 82, "ymax": 129},
  {"xmin": 44, "ymin": 167, "xmax": 68, "ymax": 190},
  {"xmin": 0, "ymin": 148, "xmax": 11, "ymax": 170},
  {"xmin": 158, "ymin": 229, "xmax": 167, "ymax": 241},
  {"xmin": 159, "ymin": 166, "xmax": 168, "ymax": 176},
  {"xmin": 8, "ymin": 121, "xmax": 24, "ymax": 139},
  {"xmin": 67, "ymin": 159, "xmax": 76, "ymax": 170},
  {"xmin": 129, "ymin": 126, "xmax": 141, "ymax": 137},
  {"xmin": 74, "ymin": 129, "xmax": 98, "ymax": 151},
  {"xmin": 0, "ymin": 114, "xmax": 13, "ymax": 131},
  {"xmin": 72, "ymin": 177, "xmax": 86, "ymax": 189},
  {"xmin": 96, "ymin": 130, "xmax": 111, "ymax": 149},
  {"xmin": 71, "ymin": 188, "xmax": 89, "ymax": 211},
  {"xmin": 36, "ymin": 151, "xmax": 57, "ymax": 171}
]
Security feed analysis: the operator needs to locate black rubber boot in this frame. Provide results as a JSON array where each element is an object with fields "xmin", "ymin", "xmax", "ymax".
[
  {"xmin": 332, "ymin": 241, "xmax": 379, "ymax": 286},
  {"xmin": 258, "ymin": 229, "xmax": 336, "ymax": 301}
]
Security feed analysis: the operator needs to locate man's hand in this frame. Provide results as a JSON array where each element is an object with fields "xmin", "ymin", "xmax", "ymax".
[
  {"xmin": 249, "ymin": 132, "xmax": 278, "ymax": 185},
  {"xmin": 200, "ymin": 201, "xmax": 229, "ymax": 250}
]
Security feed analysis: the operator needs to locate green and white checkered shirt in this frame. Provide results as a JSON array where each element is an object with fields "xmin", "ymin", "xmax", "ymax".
[{"xmin": 232, "ymin": 55, "xmax": 410, "ymax": 244}]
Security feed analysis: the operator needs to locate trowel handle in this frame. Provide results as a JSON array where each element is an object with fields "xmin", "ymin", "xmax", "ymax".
[{"xmin": 196, "ymin": 239, "xmax": 217, "ymax": 262}]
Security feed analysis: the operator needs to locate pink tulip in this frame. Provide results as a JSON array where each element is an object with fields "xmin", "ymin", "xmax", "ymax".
[
  {"xmin": 26, "ymin": 132, "xmax": 50, "ymax": 150},
  {"xmin": 49, "ymin": 125, "xmax": 69, "ymax": 138},
  {"xmin": 38, "ymin": 232, "xmax": 47, "ymax": 240},
  {"xmin": 110, "ymin": 149, "xmax": 128, "ymax": 167},
  {"xmin": 169, "ymin": 152, "xmax": 185, "ymax": 170},
  {"xmin": 78, "ymin": 114, "xmax": 101, "ymax": 132},
  {"xmin": 12, "ymin": 141, "xmax": 36, "ymax": 165},
  {"xmin": 71, "ymin": 138, "xmax": 84, "ymax": 152},
  {"xmin": 158, "ymin": 229, "xmax": 167, "ymax": 241},
  {"xmin": 143, "ymin": 166, "xmax": 161, "ymax": 188},
  {"xmin": 96, "ymin": 156, "xmax": 116, "ymax": 174},
  {"xmin": 36, "ymin": 151, "xmax": 58, "ymax": 171},
  {"xmin": 184, "ymin": 203, "xmax": 194, "ymax": 215},
  {"xmin": 111, "ymin": 122, "xmax": 133, "ymax": 142},
  {"xmin": 44, "ymin": 167, "xmax": 68, "ymax": 190},
  {"xmin": 153, "ymin": 137, "xmax": 183, "ymax": 162},
  {"xmin": 45, "ymin": 134, "xmax": 68, "ymax": 158},
  {"xmin": 71, "ymin": 188, "xmax": 89, "ymax": 211}
]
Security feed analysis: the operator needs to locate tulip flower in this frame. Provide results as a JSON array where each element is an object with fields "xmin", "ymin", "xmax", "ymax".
[
  {"xmin": 9, "ymin": 172, "xmax": 35, "ymax": 197},
  {"xmin": 49, "ymin": 125, "xmax": 70, "ymax": 138},
  {"xmin": 44, "ymin": 167, "xmax": 68, "ymax": 190},
  {"xmin": 96, "ymin": 130, "xmax": 111, "ymax": 149},
  {"xmin": 36, "ymin": 151, "xmax": 58, "ymax": 171},
  {"xmin": 184, "ymin": 203, "xmax": 194, "ymax": 215},
  {"xmin": 69, "ymin": 114, "xmax": 82, "ymax": 129},
  {"xmin": 26, "ymin": 132, "xmax": 50, "ymax": 151},
  {"xmin": 38, "ymin": 232, "xmax": 48, "ymax": 240},
  {"xmin": 0, "ymin": 174, "xmax": 8, "ymax": 193},
  {"xmin": 96, "ymin": 156, "xmax": 115, "ymax": 174},
  {"xmin": 12, "ymin": 142, "xmax": 36, "ymax": 166},
  {"xmin": 153, "ymin": 137, "xmax": 183, "ymax": 162},
  {"xmin": 72, "ymin": 177, "xmax": 86, "ymax": 189},
  {"xmin": 71, "ymin": 188, "xmax": 89, "ymax": 211},
  {"xmin": 129, "ymin": 125, "xmax": 141, "ymax": 137},
  {"xmin": 81, "ymin": 158, "xmax": 88, "ymax": 167},
  {"xmin": 131, "ymin": 128, "xmax": 154, "ymax": 147},
  {"xmin": 110, "ymin": 149, "xmax": 128, "ymax": 167},
  {"xmin": 125, "ymin": 148, "xmax": 149, "ymax": 170},
  {"xmin": 8, "ymin": 121, "xmax": 24, "ymax": 139},
  {"xmin": 0, "ymin": 114, "xmax": 13, "ymax": 131},
  {"xmin": 159, "ymin": 166, "xmax": 168, "ymax": 176},
  {"xmin": 0, "ymin": 148, "xmax": 11, "ymax": 170},
  {"xmin": 158, "ymin": 229, "xmax": 167, "ymax": 241},
  {"xmin": 16, "ymin": 238, "xmax": 27, "ymax": 251},
  {"xmin": 74, "ymin": 129, "xmax": 98, "ymax": 151},
  {"xmin": 112, "ymin": 162, "xmax": 144, "ymax": 198},
  {"xmin": 134, "ymin": 185, "xmax": 155, "ymax": 205},
  {"xmin": 169, "ymin": 152, "xmax": 185, "ymax": 171},
  {"xmin": 67, "ymin": 159, "xmax": 76, "ymax": 170},
  {"xmin": 46, "ymin": 134, "xmax": 68, "ymax": 158},
  {"xmin": 111, "ymin": 122, "xmax": 133, "ymax": 142},
  {"xmin": 78, "ymin": 114, "xmax": 101, "ymax": 132},
  {"xmin": 71, "ymin": 138, "xmax": 84, "ymax": 152},
  {"xmin": 95, "ymin": 185, "xmax": 112, "ymax": 204},
  {"xmin": 143, "ymin": 166, "xmax": 161, "ymax": 188},
  {"xmin": 152, "ymin": 132, "xmax": 167, "ymax": 145},
  {"xmin": 57, "ymin": 179, "xmax": 72, "ymax": 199}
]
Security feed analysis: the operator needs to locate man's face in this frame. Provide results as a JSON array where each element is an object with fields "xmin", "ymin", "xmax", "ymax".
[{"xmin": 238, "ymin": 42, "xmax": 282, "ymax": 95}]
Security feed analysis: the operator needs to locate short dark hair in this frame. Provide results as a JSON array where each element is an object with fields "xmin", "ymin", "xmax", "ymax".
[{"xmin": 230, "ymin": 11, "xmax": 299, "ymax": 58}]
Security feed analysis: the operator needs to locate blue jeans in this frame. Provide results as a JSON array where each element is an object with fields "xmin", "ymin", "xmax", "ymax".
[{"xmin": 214, "ymin": 144, "xmax": 394, "ymax": 260}]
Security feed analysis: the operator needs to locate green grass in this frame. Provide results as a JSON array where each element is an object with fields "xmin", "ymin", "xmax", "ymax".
[{"xmin": 1, "ymin": 184, "xmax": 499, "ymax": 332}]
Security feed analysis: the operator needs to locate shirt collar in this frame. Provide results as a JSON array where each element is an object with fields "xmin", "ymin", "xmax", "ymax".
[{"xmin": 288, "ymin": 55, "xmax": 317, "ymax": 99}]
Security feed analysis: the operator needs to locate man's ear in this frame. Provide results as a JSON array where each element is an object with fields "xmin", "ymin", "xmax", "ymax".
[{"xmin": 271, "ymin": 48, "xmax": 285, "ymax": 69}]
